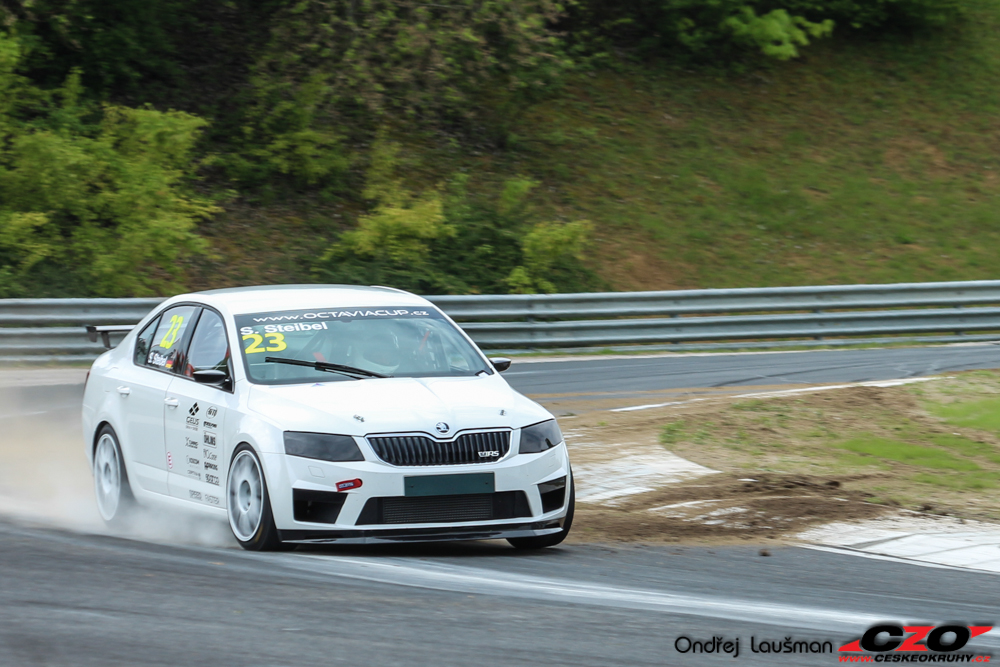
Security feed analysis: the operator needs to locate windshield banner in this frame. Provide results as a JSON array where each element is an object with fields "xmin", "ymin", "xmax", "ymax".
[{"xmin": 236, "ymin": 306, "xmax": 442, "ymax": 333}]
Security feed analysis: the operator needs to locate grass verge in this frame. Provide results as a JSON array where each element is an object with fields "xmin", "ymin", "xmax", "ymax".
[{"xmin": 659, "ymin": 370, "xmax": 1000, "ymax": 518}]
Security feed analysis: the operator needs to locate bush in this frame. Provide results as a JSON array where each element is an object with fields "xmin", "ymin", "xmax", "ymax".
[
  {"xmin": 315, "ymin": 137, "xmax": 596, "ymax": 294},
  {"xmin": 0, "ymin": 31, "xmax": 215, "ymax": 297},
  {"xmin": 566, "ymin": 0, "xmax": 963, "ymax": 62}
]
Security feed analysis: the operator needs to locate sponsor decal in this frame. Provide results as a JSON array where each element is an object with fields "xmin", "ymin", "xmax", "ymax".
[
  {"xmin": 235, "ymin": 306, "xmax": 441, "ymax": 335},
  {"xmin": 203, "ymin": 449, "xmax": 218, "ymax": 461},
  {"xmin": 204, "ymin": 461, "xmax": 218, "ymax": 472},
  {"xmin": 336, "ymin": 478, "xmax": 363, "ymax": 491},
  {"xmin": 189, "ymin": 490, "xmax": 202, "ymax": 501},
  {"xmin": 205, "ymin": 495, "xmax": 220, "ymax": 506},
  {"xmin": 186, "ymin": 470, "xmax": 201, "ymax": 480},
  {"xmin": 186, "ymin": 456, "xmax": 200, "ymax": 466},
  {"xmin": 189, "ymin": 403, "xmax": 200, "ymax": 416},
  {"xmin": 206, "ymin": 474, "xmax": 220, "ymax": 486},
  {"xmin": 186, "ymin": 416, "xmax": 199, "ymax": 430},
  {"xmin": 206, "ymin": 406, "xmax": 218, "ymax": 418},
  {"xmin": 185, "ymin": 437, "xmax": 198, "ymax": 449},
  {"xmin": 203, "ymin": 433, "xmax": 217, "ymax": 447},
  {"xmin": 166, "ymin": 452, "xmax": 173, "ymax": 469},
  {"xmin": 202, "ymin": 421, "xmax": 218, "ymax": 430},
  {"xmin": 148, "ymin": 351, "xmax": 169, "ymax": 368}
]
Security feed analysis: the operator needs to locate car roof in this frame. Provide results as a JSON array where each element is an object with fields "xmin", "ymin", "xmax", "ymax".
[{"xmin": 173, "ymin": 284, "xmax": 433, "ymax": 316}]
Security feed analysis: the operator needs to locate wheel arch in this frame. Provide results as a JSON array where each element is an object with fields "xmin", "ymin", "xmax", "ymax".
[{"xmin": 92, "ymin": 420, "xmax": 115, "ymax": 457}]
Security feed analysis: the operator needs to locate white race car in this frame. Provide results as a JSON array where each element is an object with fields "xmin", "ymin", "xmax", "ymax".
[{"xmin": 82, "ymin": 285, "xmax": 573, "ymax": 550}]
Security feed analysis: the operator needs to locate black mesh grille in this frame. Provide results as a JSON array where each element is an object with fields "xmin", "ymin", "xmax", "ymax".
[
  {"xmin": 368, "ymin": 431, "xmax": 510, "ymax": 466},
  {"xmin": 384, "ymin": 495, "xmax": 493, "ymax": 524},
  {"xmin": 356, "ymin": 491, "xmax": 532, "ymax": 525}
]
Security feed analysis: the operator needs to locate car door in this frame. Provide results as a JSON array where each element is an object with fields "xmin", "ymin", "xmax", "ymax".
[
  {"xmin": 164, "ymin": 307, "xmax": 236, "ymax": 509},
  {"xmin": 115, "ymin": 304, "xmax": 199, "ymax": 496}
]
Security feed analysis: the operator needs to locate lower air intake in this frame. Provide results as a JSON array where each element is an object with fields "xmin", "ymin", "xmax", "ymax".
[{"xmin": 356, "ymin": 491, "xmax": 531, "ymax": 525}]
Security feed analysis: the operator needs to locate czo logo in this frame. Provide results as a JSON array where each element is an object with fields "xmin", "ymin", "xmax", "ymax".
[
  {"xmin": 840, "ymin": 624, "xmax": 993, "ymax": 654},
  {"xmin": 189, "ymin": 403, "xmax": 199, "ymax": 416},
  {"xmin": 478, "ymin": 450, "xmax": 500, "ymax": 458}
]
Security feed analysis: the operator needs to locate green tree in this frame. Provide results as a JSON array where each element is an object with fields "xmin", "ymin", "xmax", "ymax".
[
  {"xmin": 0, "ymin": 31, "xmax": 215, "ymax": 296},
  {"xmin": 243, "ymin": 0, "xmax": 571, "ymax": 185}
]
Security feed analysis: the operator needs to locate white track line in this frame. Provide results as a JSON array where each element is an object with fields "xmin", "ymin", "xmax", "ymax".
[
  {"xmin": 280, "ymin": 553, "xmax": 897, "ymax": 634},
  {"xmin": 610, "ymin": 377, "xmax": 941, "ymax": 412},
  {"xmin": 798, "ymin": 544, "xmax": 1000, "ymax": 577}
]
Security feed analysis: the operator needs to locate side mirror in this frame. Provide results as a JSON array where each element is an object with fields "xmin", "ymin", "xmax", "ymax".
[
  {"xmin": 193, "ymin": 369, "xmax": 231, "ymax": 389},
  {"xmin": 489, "ymin": 357, "xmax": 512, "ymax": 372}
]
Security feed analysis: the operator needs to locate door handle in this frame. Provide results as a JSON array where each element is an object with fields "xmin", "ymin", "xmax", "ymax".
[
  {"xmin": 117, "ymin": 386, "xmax": 131, "ymax": 396},
  {"xmin": 164, "ymin": 397, "xmax": 179, "ymax": 408}
]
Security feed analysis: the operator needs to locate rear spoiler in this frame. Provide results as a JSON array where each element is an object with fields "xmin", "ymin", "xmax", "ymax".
[{"xmin": 86, "ymin": 325, "xmax": 135, "ymax": 350}]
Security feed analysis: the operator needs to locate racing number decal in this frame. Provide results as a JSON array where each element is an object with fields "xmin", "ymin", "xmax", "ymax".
[
  {"xmin": 264, "ymin": 332, "xmax": 287, "ymax": 352},
  {"xmin": 242, "ymin": 332, "xmax": 286, "ymax": 354},
  {"xmin": 159, "ymin": 315, "xmax": 184, "ymax": 349},
  {"xmin": 242, "ymin": 333, "xmax": 264, "ymax": 354}
]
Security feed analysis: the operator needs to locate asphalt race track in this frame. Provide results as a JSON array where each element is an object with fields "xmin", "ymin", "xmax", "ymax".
[
  {"xmin": 3, "ymin": 523, "xmax": 998, "ymax": 666},
  {"xmin": 505, "ymin": 343, "xmax": 1000, "ymax": 398},
  {"xmin": 2, "ymin": 344, "xmax": 1000, "ymax": 666}
]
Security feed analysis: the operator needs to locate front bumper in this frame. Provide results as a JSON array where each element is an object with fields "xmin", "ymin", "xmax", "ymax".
[
  {"xmin": 262, "ymin": 443, "xmax": 571, "ymax": 542},
  {"xmin": 277, "ymin": 520, "xmax": 565, "ymax": 545}
]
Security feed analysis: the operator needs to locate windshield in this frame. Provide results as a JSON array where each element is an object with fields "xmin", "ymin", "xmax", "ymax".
[{"xmin": 235, "ymin": 306, "xmax": 491, "ymax": 385}]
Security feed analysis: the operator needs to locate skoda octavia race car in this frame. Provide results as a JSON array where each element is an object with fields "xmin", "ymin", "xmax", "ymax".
[{"xmin": 82, "ymin": 285, "xmax": 573, "ymax": 550}]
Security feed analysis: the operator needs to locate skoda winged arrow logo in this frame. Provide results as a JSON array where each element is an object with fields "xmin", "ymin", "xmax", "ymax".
[{"xmin": 435, "ymin": 422, "xmax": 450, "ymax": 435}]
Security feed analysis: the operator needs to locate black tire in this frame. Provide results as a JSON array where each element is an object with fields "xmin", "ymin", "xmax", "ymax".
[
  {"xmin": 227, "ymin": 444, "xmax": 283, "ymax": 551},
  {"xmin": 507, "ymin": 476, "xmax": 575, "ymax": 550},
  {"xmin": 93, "ymin": 425, "xmax": 137, "ymax": 528}
]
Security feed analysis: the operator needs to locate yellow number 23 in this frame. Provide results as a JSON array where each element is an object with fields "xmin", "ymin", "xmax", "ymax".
[{"xmin": 242, "ymin": 332, "xmax": 287, "ymax": 354}]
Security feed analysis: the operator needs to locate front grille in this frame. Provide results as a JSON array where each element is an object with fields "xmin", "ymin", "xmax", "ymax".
[
  {"xmin": 368, "ymin": 430, "xmax": 510, "ymax": 466},
  {"xmin": 356, "ymin": 491, "xmax": 531, "ymax": 525}
]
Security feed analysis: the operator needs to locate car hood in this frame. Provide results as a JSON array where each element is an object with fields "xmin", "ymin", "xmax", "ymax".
[{"xmin": 246, "ymin": 374, "xmax": 550, "ymax": 436}]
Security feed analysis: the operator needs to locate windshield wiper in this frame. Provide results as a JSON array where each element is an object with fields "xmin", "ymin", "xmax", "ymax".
[{"xmin": 264, "ymin": 357, "xmax": 390, "ymax": 379}]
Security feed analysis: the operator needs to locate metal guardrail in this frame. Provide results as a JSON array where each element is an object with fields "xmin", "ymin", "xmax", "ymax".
[{"xmin": 2, "ymin": 281, "xmax": 1000, "ymax": 362}]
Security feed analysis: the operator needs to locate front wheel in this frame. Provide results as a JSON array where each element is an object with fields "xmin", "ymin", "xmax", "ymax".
[
  {"xmin": 508, "ymin": 476, "xmax": 575, "ymax": 550},
  {"xmin": 93, "ymin": 425, "xmax": 136, "ymax": 527},
  {"xmin": 227, "ymin": 444, "xmax": 282, "ymax": 551}
]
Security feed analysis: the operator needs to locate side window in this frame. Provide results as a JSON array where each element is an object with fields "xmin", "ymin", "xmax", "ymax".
[
  {"xmin": 134, "ymin": 316, "xmax": 161, "ymax": 365},
  {"xmin": 144, "ymin": 306, "xmax": 198, "ymax": 372},
  {"xmin": 184, "ymin": 310, "xmax": 230, "ymax": 378}
]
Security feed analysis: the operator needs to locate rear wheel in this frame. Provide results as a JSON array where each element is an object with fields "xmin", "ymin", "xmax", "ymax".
[
  {"xmin": 507, "ymin": 476, "xmax": 575, "ymax": 550},
  {"xmin": 93, "ymin": 426, "xmax": 136, "ymax": 527},
  {"xmin": 227, "ymin": 445, "xmax": 282, "ymax": 551}
]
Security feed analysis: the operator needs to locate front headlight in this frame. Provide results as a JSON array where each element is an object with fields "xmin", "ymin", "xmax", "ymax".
[
  {"xmin": 519, "ymin": 419, "xmax": 563, "ymax": 454},
  {"xmin": 284, "ymin": 432, "xmax": 365, "ymax": 462}
]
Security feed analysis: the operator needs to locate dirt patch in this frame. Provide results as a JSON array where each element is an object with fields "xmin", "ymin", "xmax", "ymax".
[
  {"xmin": 557, "ymin": 372, "xmax": 1000, "ymax": 545},
  {"xmin": 590, "ymin": 228, "xmax": 692, "ymax": 292},
  {"xmin": 570, "ymin": 473, "xmax": 883, "ymax": 545},
  {"xmin": 883, "ymin": 138, "xmax": 955, "ymax": 181}
]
